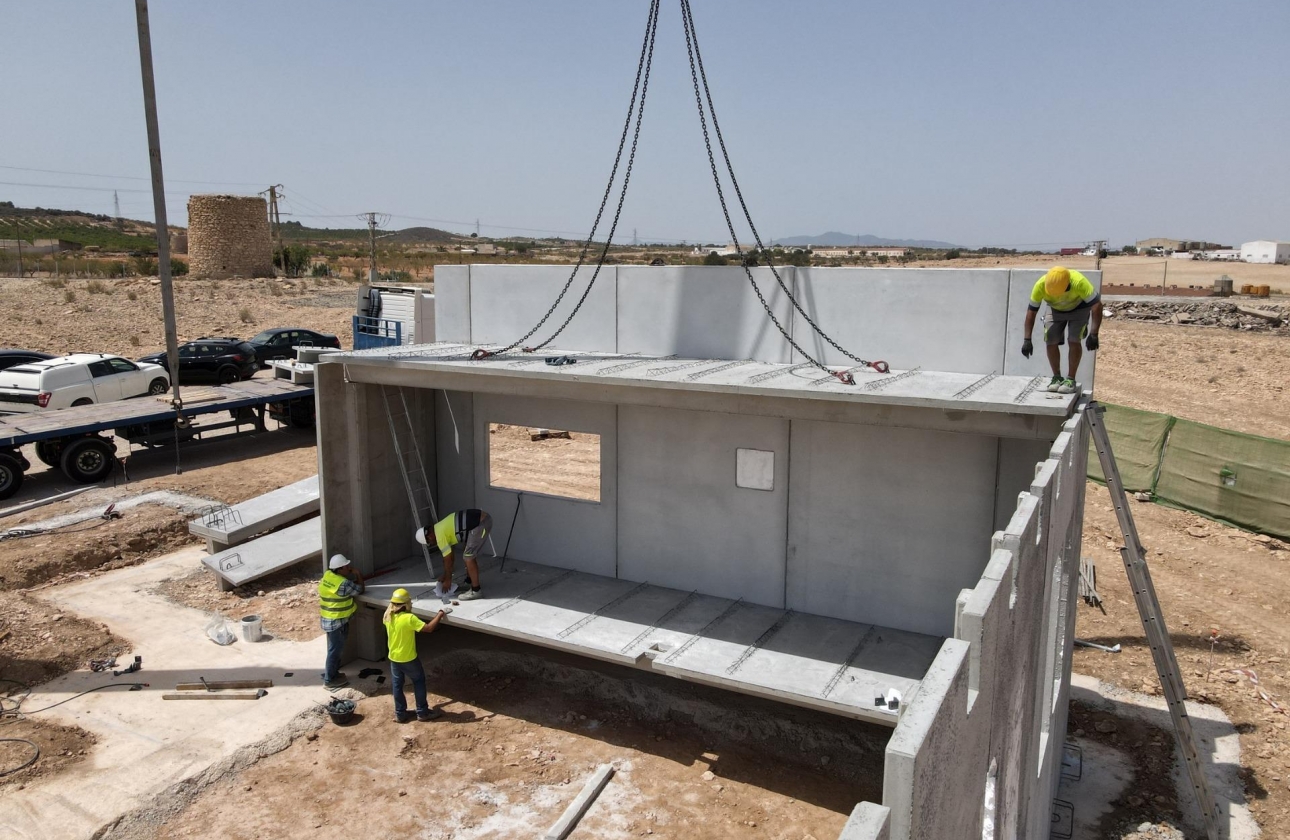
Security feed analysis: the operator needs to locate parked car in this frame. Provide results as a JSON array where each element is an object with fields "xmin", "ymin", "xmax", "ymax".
[
  {"xmin": 247, "ymin": 328, "xmax": 341, "ymax": 366},
  {"xmin": 0, "ymin": 349, "xmax": 54, "ymax": 372},
  {"xmin": 137, "ymin": 337, "xmax": 259, "ymax": 385},
  {"xmin": 0, "ymin": 354, "xmax": 169, "ymax": 414}
]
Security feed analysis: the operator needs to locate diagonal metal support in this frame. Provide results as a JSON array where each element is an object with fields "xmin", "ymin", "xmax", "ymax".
[{"xmin": 1087, "ymin": 401, "xmax": 1220, "ymax": 840}]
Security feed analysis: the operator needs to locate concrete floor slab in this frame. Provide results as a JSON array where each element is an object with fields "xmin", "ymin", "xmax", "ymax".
[
  {"xmin": 359, "ymin": 555, "xmax": 944, "ymax": 726},
  {"xmin": 0, "ymin": 545, "xmax": 375, "ymax": 840}
]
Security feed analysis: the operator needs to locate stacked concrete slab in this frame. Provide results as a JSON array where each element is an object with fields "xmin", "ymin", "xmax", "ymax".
[{"xmin": 317, "ymin": 265, "xmax": 1091, "ymax": 840}]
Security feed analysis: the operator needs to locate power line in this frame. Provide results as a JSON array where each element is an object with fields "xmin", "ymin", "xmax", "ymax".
[{"xmin": 0, "ymin": 163, "xmax": 264, "ymax": 186}]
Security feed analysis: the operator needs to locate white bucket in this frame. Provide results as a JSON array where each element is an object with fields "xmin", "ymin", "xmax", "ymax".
[{"xmin": 240, "ymin": 614, "xmax": 263, "ymax": 643}]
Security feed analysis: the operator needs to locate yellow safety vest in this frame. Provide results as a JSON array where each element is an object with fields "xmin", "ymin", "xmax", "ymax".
[{"xmin": 318, "ymin": 570, "xmax": 356, "ymax": 622}]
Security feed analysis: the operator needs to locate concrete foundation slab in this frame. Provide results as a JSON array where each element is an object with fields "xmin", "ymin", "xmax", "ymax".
[
  {"xmin": 201, "ymin": 516, "xmax": 322, "ymax": 590},
  {"xmin": 188, "ymin": 474, "xmax": 319, "ymax": 552},
  {"xmin": 358, "ymin": 555, "xmax": 942, "ymax": 726}
]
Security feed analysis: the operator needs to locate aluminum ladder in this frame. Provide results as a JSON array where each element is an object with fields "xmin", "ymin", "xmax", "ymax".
[
  {"xmin": 381, "ymin": 385, "xmax": 441, "ymax": 579},
  {"xmin": 1087, "ymin": 401, "xmax": 1220, "ymax": 840}
]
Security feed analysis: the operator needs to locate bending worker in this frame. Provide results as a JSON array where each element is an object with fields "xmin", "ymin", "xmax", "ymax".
[
  {"xmin": 383, "ymin": 588, "xmax": 449, "ymax": 723},
  {"xmin": 415, "ymin": 508, "xmax": 493, "ymax": 601},
  {"xmin": 1021, "ymin": 265, "xmax": 1103, "ymax": 394},
  {"xmin": 318, "ymin": 554, "xmax": 364, "ymax": 691}
]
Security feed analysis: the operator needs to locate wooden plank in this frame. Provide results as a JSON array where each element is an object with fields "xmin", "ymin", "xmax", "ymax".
[
  {"xmin": 162, "ymin": 691, "xmax": 264, "ymax": 700},
  {"xmin": 173, "ymin": 679, "xmax": 273, "ymax": 691},
  {"xmin": 544, "ymin": 764, "xmax": 615, "ymax": 840}
]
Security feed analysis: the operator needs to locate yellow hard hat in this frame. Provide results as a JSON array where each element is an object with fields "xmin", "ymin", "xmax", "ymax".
[
  {"xmin": 391, "ymin": 588, "xmax": 411, "ymax": 604},
  {"xmin": 1044, "ymin": 266, "xmax": 1071, "ymax": 296}
]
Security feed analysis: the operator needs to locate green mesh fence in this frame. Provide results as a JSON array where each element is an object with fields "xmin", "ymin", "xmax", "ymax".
[
  {"xmin": 1088, "ymin": 404, "xmax": 1290, "ymax": 539},
  {"xmin": 1086, "ymin": 404, "xmax": 1174, "ymax": 493}
]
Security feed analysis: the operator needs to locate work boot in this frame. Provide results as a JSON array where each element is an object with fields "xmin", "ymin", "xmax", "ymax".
[
  {"xmin": 416, "ymin": 709, "xmax": 443, "ymax": 722},
  {"xmin": 1057, "ymin": 377, "xmax": 1078, "ymax": 394},
  {"xmin": 458, "ymin": 588, "xmax": 482, "ymax": 601},
  {"xmin": 1045, "ymin": 375, "xmax": 1063, "ymax": 392}
]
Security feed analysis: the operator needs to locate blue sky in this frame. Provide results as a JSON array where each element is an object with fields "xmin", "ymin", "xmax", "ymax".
[{"xmin": 2, "ymin": 0, "xmax": 1286, "ymax": 248}]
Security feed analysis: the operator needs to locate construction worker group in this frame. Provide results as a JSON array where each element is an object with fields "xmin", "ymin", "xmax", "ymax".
[{"xmin": 318, "ymin": 508, "xmax": 492, "ymax": 720}]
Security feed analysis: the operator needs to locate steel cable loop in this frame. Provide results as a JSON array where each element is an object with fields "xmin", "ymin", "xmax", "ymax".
[
  {"xmin": 523, "ymin": 0, "xmax": 660, "ymax": 354},
  {"xmin": 679, "ymin": 0, "xmax": 886, "ymax": 378},
  {"xmin": 479, "ymin": 0, "xmax": 661, "ymax": 360},
  {"xmin": 677, "ymin": 2, "xmax": 848, "ymax": 383}
]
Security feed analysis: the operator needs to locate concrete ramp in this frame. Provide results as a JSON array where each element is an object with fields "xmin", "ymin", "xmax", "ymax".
[
  {"xmin": 188, "ymin": 475, "xmax": 319, "ymax": 552},
  {"xmin": 202, "ymin": 517, "xmax": 322, "ymax": 591},
  {"xmin": 359, "ymin": 555, "xmax": 942, "ymax": 726}
]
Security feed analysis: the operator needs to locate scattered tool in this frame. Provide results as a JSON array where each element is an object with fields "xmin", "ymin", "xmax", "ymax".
[
  {"xmin": 544, "ymin": 763, "xmax": 615, "ymax": 840},
  {"xmin": 1074, "ymin": 639, "xmax": 1121, "ymax": 654},
  {"xmin": 113, "ymin": 655, "xmax": 142, "ymax": 677}
]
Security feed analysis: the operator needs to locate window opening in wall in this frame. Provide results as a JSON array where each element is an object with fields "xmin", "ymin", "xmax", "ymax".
[{"xmin": 488, "ymin": 423, "xmax": 601, "ymax": 502}]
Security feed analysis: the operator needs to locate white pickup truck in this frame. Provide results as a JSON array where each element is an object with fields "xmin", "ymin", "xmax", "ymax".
[{"xmin": 0, "ymin": 354, "xmax": 170, "ymax": 414}]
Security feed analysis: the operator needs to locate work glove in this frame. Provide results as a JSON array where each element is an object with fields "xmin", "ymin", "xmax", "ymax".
[
  {"xmin": 1085, "ymin": 333, "xmax": 1099, "ymax": 351},
  {"xmin": 1021, "ymin": 338, "xmax": 1034, "ymax": 358}
]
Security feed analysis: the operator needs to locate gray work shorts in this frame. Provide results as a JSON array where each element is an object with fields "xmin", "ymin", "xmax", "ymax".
[
  {"xmin": 462, "ymin": 512, "xmax": 492, "ymax": 559},
  {"xmin": 1043, "ymin": 307, "xmax": 1091, "ymax": 345}
]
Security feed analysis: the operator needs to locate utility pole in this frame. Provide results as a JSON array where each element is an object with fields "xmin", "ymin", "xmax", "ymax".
[
  {"xmin": 266, "ymin": 184, "xmax": 284, "ymax": 274},
  {"xmin": 134, "ymin": 0, "xmax": 183, "ymax": 437}
]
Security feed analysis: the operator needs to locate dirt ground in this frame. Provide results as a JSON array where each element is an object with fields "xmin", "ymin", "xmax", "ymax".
[
  {"xmin": 4, "ymin": 269, "xmax": 1290, "ymax": 834},
  {"xmin": 152, "ymin": 637, "xmax": 874, "ymax": 840}
]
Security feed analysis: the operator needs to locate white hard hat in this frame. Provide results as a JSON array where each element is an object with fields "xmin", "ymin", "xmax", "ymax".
[
  {"xmin": 328, "ymin": 554, "xmax": 351, "ymax": 570},
  {"xmin": 414, "ymin": 527, "xmax": 428, "ymax": 546}
]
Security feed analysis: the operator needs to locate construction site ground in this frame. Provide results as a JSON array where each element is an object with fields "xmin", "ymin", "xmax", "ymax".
[{"xmin": 2, "ymin": 276, "xmax": 1289, "ymax": 837}]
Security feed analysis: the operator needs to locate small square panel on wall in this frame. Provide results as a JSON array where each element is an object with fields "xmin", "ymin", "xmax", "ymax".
[{"xmin": 736, "ymin": 448, "xmax": 774, "ymax": 491}]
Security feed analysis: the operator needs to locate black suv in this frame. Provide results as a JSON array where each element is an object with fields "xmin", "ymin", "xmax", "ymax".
[
  {"xmin": 247, "ymin": 328, "xmax": 341, "ymax": 366},
  {"xmin": 137, "ymin": 337, "xmax": 259, "ymax": 385}
]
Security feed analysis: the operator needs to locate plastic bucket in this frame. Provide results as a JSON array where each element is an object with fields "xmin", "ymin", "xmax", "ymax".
[{"xmin": 240, "ymin": 615, "xmax": 263, "ymax": 643}]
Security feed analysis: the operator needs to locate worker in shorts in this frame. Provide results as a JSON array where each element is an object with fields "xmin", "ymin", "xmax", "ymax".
[
  {"xmin": 415, "ymin": 508, "xmax": 493, "ymax": 601},
  {"xmin": 1021, "ymin": 266, "xmax": 1103, "ymax": 394},
  {"xmin": 383, "ymin": 588, "xmax": 449, "ymax": 723}
]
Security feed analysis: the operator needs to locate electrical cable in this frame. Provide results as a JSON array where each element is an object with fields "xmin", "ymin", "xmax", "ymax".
[{"xmin": 0, "ymin": 739, "xmax": 39, "ymax": 777}]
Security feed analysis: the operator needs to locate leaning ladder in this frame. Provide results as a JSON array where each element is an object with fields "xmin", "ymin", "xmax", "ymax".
[
  {"xmin": 1087, "ymin": 401, "xmax": 1220, "ymax": 840},
  {"xmin": 381, "ymin": 385, "xmax": 441, "ymax": 579}
]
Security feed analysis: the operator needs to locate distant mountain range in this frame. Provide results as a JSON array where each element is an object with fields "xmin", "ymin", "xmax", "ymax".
[{"xmin": 771, "ymin": 232, "xmax": 960, "ymax": 249}]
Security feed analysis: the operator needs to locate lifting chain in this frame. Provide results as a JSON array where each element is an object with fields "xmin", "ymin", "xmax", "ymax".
[{"xmin": 472, "ymin": 0, "xmax": 660, "ymax": 362}]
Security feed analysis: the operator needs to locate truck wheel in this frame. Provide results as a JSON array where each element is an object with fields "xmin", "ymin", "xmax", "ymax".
[
  {"xmin": 148, "ymin": 378, "xmax": 169, "ymax": 396},
  {"xmin": 0, "ymin": 453, "xmax": 23, "ymax": 500},
  {"xmin": 60, "ymin": 437, "xmax": 117, "ymax": 484},
  {"xmin": 35, "ymin": 440, "xmax": 62, "ymax": 468}
]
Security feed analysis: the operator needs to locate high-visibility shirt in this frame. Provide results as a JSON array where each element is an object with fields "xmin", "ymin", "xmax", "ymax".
[
  {"xmin": 384, "ymin": 611, "xmax": 425, "ymax": 663},
  {"xmin": 318, "ymin": 570, "xmax": 357, "ymax": 622},
  {"xmin": 1029, "ymin": 270, "xmax": 1099, "ymax": 313},
  {"xmin": 432, "ymin": 509, "xmax": 484, "ymax": 558}
]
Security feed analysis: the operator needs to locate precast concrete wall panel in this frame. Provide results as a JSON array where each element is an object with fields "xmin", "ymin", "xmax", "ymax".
[
  {"xmin": 1003, "ymin": 269, "xmax": 1102, "ymax": 386},
  {"xmin": 791, "ymin": 268, "xmax": 1011, "ymax": 374},
  {"xmin": 467, "ymin": 264, "xmax": 618, "ymax": 352},
  {"xmin": 616, "ymin": 266, "xmax": 795, "ymax": 362},
  {"xmin": 617, "ymin": 404, "xmax": 790, "ymax": 607},
  {"xmin": 785, "ymin": 420, "xmax": 998, "ymax": 637},
  {"xmin": 472, "ymin": 393, "xmax": 617, "ymax": 577},
  {"xmin": 433, "ymin": 266, "xmax": 472, "ymax": 343}
]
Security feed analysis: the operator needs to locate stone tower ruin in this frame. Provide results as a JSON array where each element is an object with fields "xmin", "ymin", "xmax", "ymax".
[{"xmin": 186, "ymin": 194, "xmax": 273, "ymax": 279}]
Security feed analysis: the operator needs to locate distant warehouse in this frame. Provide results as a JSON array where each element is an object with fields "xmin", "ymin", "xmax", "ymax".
[{"xmin": 1240, "ymin": 240, "xmax": 1290, "ymax": 265}]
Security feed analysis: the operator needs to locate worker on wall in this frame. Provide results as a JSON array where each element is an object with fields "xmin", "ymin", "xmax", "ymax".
[
  {"xmin": 1021, "ymin": 266, "xmax": 1103, "ymax": 394},
  {"xmin": 318, "ymin": 554, "xmax": 364, "ymax": 691},
  {"xmin": 416, "ymin": 508, "xmax": 493, "ymax": 601},
  {"xmin": 384, "ymin": 588, "xmax": 449, "ymax": 723}
]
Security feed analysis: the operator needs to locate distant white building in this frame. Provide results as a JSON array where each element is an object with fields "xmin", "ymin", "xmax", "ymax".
[{"xmin": 1240, "ymin": 240, "xmax": 1290, "ymax": 264}]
